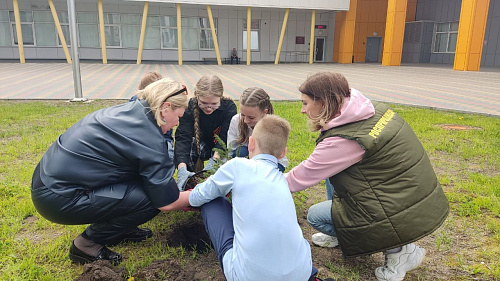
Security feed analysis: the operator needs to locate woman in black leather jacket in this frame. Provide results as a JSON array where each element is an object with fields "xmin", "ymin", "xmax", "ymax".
[{"xmin": 31, "ymin": 77, "xmax": 188, "ymax": 265}]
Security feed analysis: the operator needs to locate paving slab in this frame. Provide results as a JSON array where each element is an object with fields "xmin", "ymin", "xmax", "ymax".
[{"xmin": 0, "ymin": 62, "xmax": 498, "ymax": 116}]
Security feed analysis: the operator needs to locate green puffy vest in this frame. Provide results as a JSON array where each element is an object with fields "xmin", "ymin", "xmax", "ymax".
[{"xmin": 317, "ymin": 102, "xmax": 449, "ymax": 258}]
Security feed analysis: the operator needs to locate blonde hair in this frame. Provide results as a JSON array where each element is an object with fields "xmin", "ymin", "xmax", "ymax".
[
  {"xmin": 192, "ymin": 75, "xmax": 231, "ymax": 155},
  {"xmin": 237, "ymin": 87, "xmax": 274, "ymax": 145},
  {"xmin": 252, "ymin": 115, "xmax": 290, "ymax": 158},
  {"xmin": 299, "ymin": 72, "xmax": 351, "ymax": 131},
  {"xmin": 136, "ymin": 77, "xmax": 189, "ymax": 127},
  {"xmin": 138, "ymin": 71, "xmax": 162, "ymax": 90}
]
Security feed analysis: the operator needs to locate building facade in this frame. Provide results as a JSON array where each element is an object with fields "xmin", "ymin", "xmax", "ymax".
[{"xmin": 0, "ymin": 0, "xmax": 498, "ymax": 69}]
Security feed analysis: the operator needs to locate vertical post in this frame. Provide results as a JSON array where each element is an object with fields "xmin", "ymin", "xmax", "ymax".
[
  {"xmin": 274, "ymin": 8, "xmax": 289, "ymax": 64},
  {"xmin": 453, "ymin": 0, "xmax": 490, "ymax": 71},
  {"xmin": 382, "ymin": 0, "xmax": 407, "ymax": 66},
  {"xmin": 97, "ymin": 0, "xmax": 107, "ymax": 64},
  {"xmin": 177, "ymin": 3, "xmax": 182, "ymax": 65},
  {"xmin": 67, "ymin": 0, "xmax": 85, "ymax": 100},
  {"xmin": 337, "ymin": 0, "xmax": 357, "ymax": 63},
  {"xmin": 246, "ymin": 7, "xmax": 251, "ymax": 65},
  {"xmin": 207, "ymin": 5, "xmax": 221, "ymax": 65},
  {"xmin": 137, "ymin": 1, "xmax": 149, "ymax": 64},
  {"xmin": 309, "ymin": 9, "xmax": 316, "ymax": 64},
  {"xmin": 12, "ymin": 0, "xmax": 25, "ymax": 63},
  {"xmin": 48, "ymin": 0, "xmax": 71, "ymax": 63}
]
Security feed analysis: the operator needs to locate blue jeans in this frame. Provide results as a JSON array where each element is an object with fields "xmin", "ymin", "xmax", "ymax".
[
  {"xmin": 307, "ymin": 200, "xmax": 337, "ymax": 237},
  {"xmin": 201, "ymin": 197, "xmax": 318, "ymax": 278},
  {"xmin": 325, "ymin": 178, "xmax": 334, "ymax": 200}
]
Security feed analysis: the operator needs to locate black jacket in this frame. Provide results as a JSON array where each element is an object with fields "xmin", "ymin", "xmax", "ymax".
[
  {"xmin": 37, "ymin": 100, "xmax": 179, "ymax": 208},
  {"xmin": 174, "ymin": 98, "xmax": 237, "ymax": 166}
]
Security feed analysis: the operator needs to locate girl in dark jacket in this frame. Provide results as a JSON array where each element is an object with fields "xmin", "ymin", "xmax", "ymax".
[{"xmin": 174, "ymin": 75, "xmax": 237, "ymax": 187}]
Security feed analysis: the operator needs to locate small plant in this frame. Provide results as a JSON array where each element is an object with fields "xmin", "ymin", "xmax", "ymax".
[{"xmin": 182, "ymin": 135, "xmax": 233, "ymax": 191}]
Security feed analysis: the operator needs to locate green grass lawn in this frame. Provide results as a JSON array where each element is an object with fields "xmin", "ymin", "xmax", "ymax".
[{"xmin": 0, "ymin": 100, "xmax": 499, "ymax": 280}]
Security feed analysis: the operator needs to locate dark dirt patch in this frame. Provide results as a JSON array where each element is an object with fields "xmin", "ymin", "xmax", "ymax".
[
  {"xmin": 134, "ymin": 253, "xmax": 223, "ymax": 281},
  {"xmin": 75, "ymin": 260, "xmax": 126, "ymax": 281},
  {"xmin": 161, "ymin": 215, "xmax": 213, "ymax": 253}
]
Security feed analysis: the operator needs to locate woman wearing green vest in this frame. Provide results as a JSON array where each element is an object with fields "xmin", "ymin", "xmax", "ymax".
[{"xmin": 285, "ymin": 72, "xmax": 449, "ymax": 281}]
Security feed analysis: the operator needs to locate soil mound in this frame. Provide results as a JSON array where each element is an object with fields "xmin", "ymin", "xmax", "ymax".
[{"xmin": 75, "ymin": 260, "xmax": 126, "ymax": 281}]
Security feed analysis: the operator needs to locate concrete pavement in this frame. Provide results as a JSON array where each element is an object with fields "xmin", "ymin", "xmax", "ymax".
[{"xmin": 0, "ymin": 62, "xmax": 498, "ymax": 116}]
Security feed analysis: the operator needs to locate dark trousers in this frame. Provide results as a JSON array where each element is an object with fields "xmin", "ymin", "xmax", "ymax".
[
  {"xmin": 201, "ymin": 197, "xmax": 318, "ymax": 278},
  {"xmin": 230, "ymin": 56, "xmax": 239, "ymax": 64},
  {"xmin": 31, "ymin": 164, "xmax": 160, "ymax": 245}
]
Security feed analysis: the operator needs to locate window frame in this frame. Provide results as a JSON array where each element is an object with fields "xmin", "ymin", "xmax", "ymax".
[
  {"xmin": 9, "ymin": 10, "xmax": 35, "ymax": 46},
  {"xmin": 0, "ymin": 11, "xmax": 10, "ymax": 46},
  {"xmin": 242, "ymin": 19, "xmax": 259, "ymax": 51},
  {"xmin": 56, "ymin": 11, "xmax": 70, "ymax": 47},
  {"xmin": 76, "ymin": 12, "xmax": 99, "ymax": 48},
  {"xmin": 199, "ymin": 17, "xmax": 217, "ymax": 50},
  {"xmin": 160, "ymin": 15, "xmax": 177, "ymax": 49},
  {"xmin": 432, "ymin": 21, "xmax": 459, "ymax": 54},
  {"xmin": 103, "ymin": 13, "xmax": 122, "ymax": 48},
  {"xmin": 33, "ymin": 10, "xmax": 57, "ymax": 47}
]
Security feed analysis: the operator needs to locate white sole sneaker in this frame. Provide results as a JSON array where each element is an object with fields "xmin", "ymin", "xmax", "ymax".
[
  {"xmin": 375, "ymin": 243, "xmax": 426, "ymax": 281},
  {"xmin": 311, "ymin": 233, "xmax": 339, "ymax": 248}
]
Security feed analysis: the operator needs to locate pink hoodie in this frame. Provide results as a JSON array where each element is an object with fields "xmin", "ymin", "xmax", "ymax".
[{"xmin": 285, "ymin": 88, "xmax": 375, "ymax": 192}]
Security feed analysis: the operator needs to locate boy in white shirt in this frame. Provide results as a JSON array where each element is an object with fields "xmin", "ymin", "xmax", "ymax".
[{"xmin": 166, "ymin": 115, "xmax": 319, "ymax": 281}]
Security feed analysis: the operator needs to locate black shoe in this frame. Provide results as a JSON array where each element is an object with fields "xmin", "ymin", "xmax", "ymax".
[
  {"xmin": 106, "ymin": 227, "xmax": 153, "ymax": 246},
  {"xmin": 69, "ymin": 241, "xmax": 122, "ymax": 265}
]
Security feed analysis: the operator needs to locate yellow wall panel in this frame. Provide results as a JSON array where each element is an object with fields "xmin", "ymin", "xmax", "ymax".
[
  {"xmin": 382, "ymin": 0, "xmax": 407, "ymax": 66},
  {"xmin": 453, "ymin": 0, "xmax": 490, "ymax": 71},
  {"xmin": 338, "ymin": 0, "xmax": 358, "ymax": 64}
]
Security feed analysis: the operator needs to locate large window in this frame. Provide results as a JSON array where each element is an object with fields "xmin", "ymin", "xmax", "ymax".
[
  {"xmin": 145, "ymin": 15, "xmax": 161, "ymax": 49},
  {"xmin": 121, "ymin": 14, "xmax": 140, "ymax": 48},
  {"xmin": 199, "ymin": 18, "xmax": 216, "ymax": 49},
  {"xmin": 1, "ymin": 11, "xmax": 217, "ymax": 51},
  {"xmin": 57, "ymin": 11, "xmax": 70, "ymax": 46},
  {"xmin": 77, "ymin": 12, "xmax": 99, "ymax": 47},
  {"xmin": 243, "ymin": 20, "xmax": 259, "ymax": 51},
  {"xmin": 33, "ymin": 11, "xmax": 56, "ymax": 46},
  {"xmin": 433, "ymin": 21, "xmax": 458, "ymax": 53},
  {"xmin": 104, "ymin": 13, "xmax": 121, "ymax": 47},
  {"xmin": 161, "ymin": 15, "xmax": 177, "ymax": 48},
  {"xmin": 9, "ymin": 11, "xmax": 35, "ymax": 46},
  {"xmin": 155, "ymin": 16, "xmax": 217, "ymax": 50},
  {"xmin": 0, "ymin": 11, "xmax": 10, "ymax": 46}
]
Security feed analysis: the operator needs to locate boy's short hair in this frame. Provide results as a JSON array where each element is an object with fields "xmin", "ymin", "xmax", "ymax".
[{"xmin": 252, "ymin": 115, "xmax": 291, "ymax": 158}]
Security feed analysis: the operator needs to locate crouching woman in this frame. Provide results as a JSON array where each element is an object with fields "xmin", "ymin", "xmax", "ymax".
[{"xmin": 31, "ymin": 78, "xmax": 189, "ymax": 265}]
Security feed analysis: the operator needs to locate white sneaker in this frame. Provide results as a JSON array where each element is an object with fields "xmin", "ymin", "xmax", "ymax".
[
  {"xmin": 311, "ymin": 233, "xmax": 339, "ymax": 248},
  {"xmin": 375, "ymin": 243, "xmax": 426, "ymax": 281}
]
